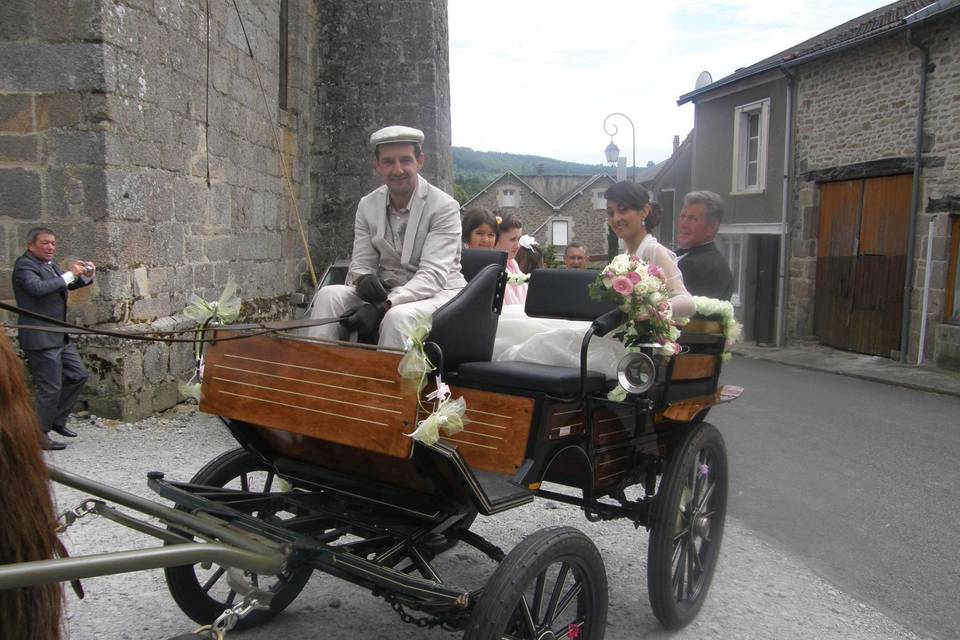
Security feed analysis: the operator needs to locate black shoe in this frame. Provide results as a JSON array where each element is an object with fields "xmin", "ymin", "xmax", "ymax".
[
  {"xmin": 41, "ymin": 435, "xmax": 67, "ymax": 451},
  {"xmin": 52, "ymin": 424, "xmax": 78, "ymax": 438}
]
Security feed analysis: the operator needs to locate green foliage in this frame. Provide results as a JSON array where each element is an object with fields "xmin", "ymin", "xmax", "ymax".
[{"xmin": 541, "ymin": 244, "xmax": 560, "ymax": 268}]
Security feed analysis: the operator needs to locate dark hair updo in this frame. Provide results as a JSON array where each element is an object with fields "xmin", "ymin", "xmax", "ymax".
[
  {"xmin": 604, "ymin": 181, "xmax": 659, "ymax": 231},
  {"xmin": 495, "ymin": 211, "xmax": 523, "ymax": 234}
]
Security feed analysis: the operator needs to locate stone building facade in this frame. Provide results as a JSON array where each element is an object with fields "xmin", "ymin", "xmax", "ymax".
[
  {"xmin": 789, "ymin": 9, "xmax": 960, "ymax": 367},
  {"xmin": 463, "ymin": 172, "xmax": 614, "ymax": 261},
  {"xmin": 0, "ymin": 0, "xmax": 452, "ymax": 418}
]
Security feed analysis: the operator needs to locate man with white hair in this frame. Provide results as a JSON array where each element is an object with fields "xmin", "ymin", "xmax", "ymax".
[
  {"xmin": 676, "ymin": 190, "xmax": 734, "ymax": 301},
  {"xmin": 307, "ymin": 126, "xmax": 465, "ymax": 348}
]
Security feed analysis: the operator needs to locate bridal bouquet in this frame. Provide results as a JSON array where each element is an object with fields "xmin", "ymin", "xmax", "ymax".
[{"xmin": 588, "ymin": 254, "xmax": 684, "ymax": 356}]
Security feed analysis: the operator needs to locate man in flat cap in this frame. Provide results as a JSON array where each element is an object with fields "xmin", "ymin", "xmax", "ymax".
[{"xmin": 307, "ymin": 125, "xmax": 465, "ymax": 347}]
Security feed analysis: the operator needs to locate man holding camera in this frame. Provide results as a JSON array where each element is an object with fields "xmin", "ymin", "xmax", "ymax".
[
  {"xmin": 12, "ymin": 227, "xmax": 95, "ymax": 450},
  {"xmin": 307, "ymin": 125, "xmax": 465, "ymax": 348}
]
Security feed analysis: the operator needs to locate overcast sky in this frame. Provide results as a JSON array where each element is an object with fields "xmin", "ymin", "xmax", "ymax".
[{"xmin": 449, "ymin": 0, "xmax": 889, "ymax": 166}]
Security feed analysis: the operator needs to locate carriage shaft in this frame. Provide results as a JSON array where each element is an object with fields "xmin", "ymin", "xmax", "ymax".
[{"xmin": 0, "ymin": 543, "xmax": 285, "ymax": 589}]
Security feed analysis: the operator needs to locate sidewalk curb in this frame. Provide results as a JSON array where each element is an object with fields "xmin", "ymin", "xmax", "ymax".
[{"xmin": 730, "ymin": 346, "xmax": 960, "ymax": 400}]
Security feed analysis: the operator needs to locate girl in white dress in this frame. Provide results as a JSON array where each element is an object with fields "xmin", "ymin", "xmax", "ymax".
[{"xmin": 494, "ymin": 181, "xmax": 694, "ymax": 377}]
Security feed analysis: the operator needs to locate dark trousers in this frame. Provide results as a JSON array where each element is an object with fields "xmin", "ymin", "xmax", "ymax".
[{"xmin": 23, "ymin": 342, "xmax": 89, "ymax": 432}]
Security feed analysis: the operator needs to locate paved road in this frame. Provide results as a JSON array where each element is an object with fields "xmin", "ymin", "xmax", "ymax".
[
  {"xmin": 42, "ymin": 402, "xmax": 924, "ymax": 639},
  {"xmin": 717, "ymin": 357, "xmax": 960, "ymax": 639}
]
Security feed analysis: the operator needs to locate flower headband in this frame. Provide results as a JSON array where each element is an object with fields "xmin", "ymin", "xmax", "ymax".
[{"xmin": 518, "ymin": 234, "xmax": 539, "ymax": 250}]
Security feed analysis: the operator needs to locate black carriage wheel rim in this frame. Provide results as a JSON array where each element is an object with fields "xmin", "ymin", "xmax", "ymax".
[
  {"xmin": 671, "ymin": 446, "xmax": 718, "ymax": 605},
  {"xmin": 505, "ymin": 560, "xmax": 590, "ymax": 639}
]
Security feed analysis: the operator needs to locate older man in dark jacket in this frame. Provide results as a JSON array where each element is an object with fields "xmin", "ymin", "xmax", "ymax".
[
  {"xmin": 12, "ymin": 227, "xmax": 95, "ymax": 450},
  {"xmin": 676, "ymin": 191, "xmax": 734, "ymax": 301}
]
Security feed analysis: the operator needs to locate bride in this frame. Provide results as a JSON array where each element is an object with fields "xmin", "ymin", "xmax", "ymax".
[{"xmin": 494, "ymin": 181, "xmax": 694, "ymax": 377}]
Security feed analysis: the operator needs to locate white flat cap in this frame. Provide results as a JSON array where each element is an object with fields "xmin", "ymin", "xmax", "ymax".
[{"xmin": 370, "ymin": 125, "xmax": 425, "ymax": 150}]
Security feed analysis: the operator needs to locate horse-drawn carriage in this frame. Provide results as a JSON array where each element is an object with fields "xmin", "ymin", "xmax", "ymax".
[{"xmin": 0, "ymin": 250, "xmax": 740, "ymax": 639}]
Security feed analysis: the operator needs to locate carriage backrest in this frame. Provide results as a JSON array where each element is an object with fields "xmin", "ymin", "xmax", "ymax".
[
  {"xmin": 460, "ymin": 248, "xmax": 507, "ymax": 282},
  {"xmin": 524, "ymin": 268, "xmax": 617, "ymax": 321},
  {"xmin": 427, "ymin": 261, "xmax": 506, "ymax": 370}
]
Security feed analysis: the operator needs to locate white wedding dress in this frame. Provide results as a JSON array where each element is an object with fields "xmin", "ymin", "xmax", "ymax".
[{"xmin": 493, "ymin": 235, "xmax": 694, "ymax": 378}]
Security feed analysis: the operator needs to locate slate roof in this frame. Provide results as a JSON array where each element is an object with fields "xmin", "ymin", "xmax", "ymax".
[{"xmin": 678, "ymin": 0, "xmax": 958, "ymax": 105}]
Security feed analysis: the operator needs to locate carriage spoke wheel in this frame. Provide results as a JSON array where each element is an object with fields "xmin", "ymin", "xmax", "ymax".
[
  {"xmin": 464, "ymin": 526, "xmax": 607, "ymax": 640},
  {"xmin": 164, "ymin": 448, "xmax": 313, "ymax": 629},
  {"xmin": 647, "ymin": 422, "xmax": 728, "ymax": 629}
]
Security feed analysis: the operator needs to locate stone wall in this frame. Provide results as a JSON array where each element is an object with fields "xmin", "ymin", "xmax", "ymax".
[
  {"xmin": 1, "ymin": 0, "xmax": 454, "ymax": 417},
  {"xmin": 311, "ymin": 0, "xmax": 453, "ymax": 269},
  {"xmin": 789, "ymin": 12, "xmax": 960, "ymax": 368},
  {"xmin": 0, "ymin": 1, "xmax": 316, "ymax": 418}
]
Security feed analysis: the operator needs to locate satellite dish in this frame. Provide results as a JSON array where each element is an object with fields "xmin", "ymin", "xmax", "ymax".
[{"xmin": 694, "ymin": 71, "xmax": 713, "ymax": 90}]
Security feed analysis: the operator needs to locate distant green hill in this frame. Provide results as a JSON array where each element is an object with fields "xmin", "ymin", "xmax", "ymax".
[{"xmin": 453, "ymin": 147, "xmax": 612, "ymax": 204}]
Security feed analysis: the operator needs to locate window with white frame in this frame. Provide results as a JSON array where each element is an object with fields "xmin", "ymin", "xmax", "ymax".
[
  {"xmin": 552, "ymin": 220, "xmax": 569, "ymax": 246},
  {"xmin": 592, "ymin": 189, "xmax": 607, "ymax": 210},
  {"xmin": 499, "ymin": 187, "xmax": 518, "ymax": 208},
  {"xmin": 716, "ymin": 235, "xmax": 745, "ymax": 306},
  {"xmin": 732, "ymin": 98, "xmax": 770, "ymax": 194}
]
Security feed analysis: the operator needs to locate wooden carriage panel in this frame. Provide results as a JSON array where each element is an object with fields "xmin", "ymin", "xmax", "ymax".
[
  {"xmin": 201, "ymin": 334, "xmax": 418, "ymax": 459},
  {"xmin": 435, "ymin": 386, "xmax": 534, "ymax": 476},
  {"xmin": 591, "ymin": 401, "xmax": 636, "ymax": 446},
  {"xmin": 671, "ymin": 354, "xmax": 717, "ymax": 381},
  {"xmin": 543, "ymin": 402, "xmax": 586, "ymax": 441},
  {"xmin": 594, "ymin": 445, "xmax": 634, "ymax": 490}
]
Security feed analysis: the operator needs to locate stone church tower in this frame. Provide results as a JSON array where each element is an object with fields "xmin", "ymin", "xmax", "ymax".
[{"xmin": 0, "ymin": 0, "xmax": 452, "ymax": 418}]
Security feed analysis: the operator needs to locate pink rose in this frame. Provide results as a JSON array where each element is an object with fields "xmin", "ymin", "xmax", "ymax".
[
  {"xmin": 648, "ymin": 264, "xmax": 664, "ymax": 278},
  {"xmin": 612, "ymin": 276, "xmax": 634, "ymax": 296},
  {"xmin": 603, "ymin": 270, "xmax": 615, "ymax": 280},
  {"xmin": 626, "ymin": 271, "xmax": 642, "ymax": 284}
]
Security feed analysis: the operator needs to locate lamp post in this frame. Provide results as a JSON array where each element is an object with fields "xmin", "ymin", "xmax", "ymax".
[{"xmin": 602, "ymin": 112, "xmax": 636, "ymax": 182}]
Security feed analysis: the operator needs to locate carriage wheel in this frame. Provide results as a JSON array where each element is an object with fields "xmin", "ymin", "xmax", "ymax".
[
  {"xmin": 463, "ymin": 526, "xmax": 607, "ymax": 640},
  {"xmin": 647, "ymin": 421, "xmax": 728, "ymax": 629},
  {"xmin": 164, "ymin": 448, "xmax": 313, "ymax": 629}
]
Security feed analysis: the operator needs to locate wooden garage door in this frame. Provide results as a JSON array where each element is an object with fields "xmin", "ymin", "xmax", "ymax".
[{"xmin": 814, "ymin": 174, "xmax": 911, "ymax": 357}]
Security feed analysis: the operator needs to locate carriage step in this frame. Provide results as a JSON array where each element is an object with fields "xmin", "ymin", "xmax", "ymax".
[
  {"xmin": 473, "ymin": 469, "xmax": 533, "ymax": 507},
  {"xmin": 427, "ymin": 442, "xmax": 534, "ymax": 515}
]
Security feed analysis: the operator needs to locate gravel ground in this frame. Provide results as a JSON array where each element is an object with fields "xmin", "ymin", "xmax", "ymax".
[{"xmin": 42, "ymin": 406, "xmax": 925, "ymax": 640}]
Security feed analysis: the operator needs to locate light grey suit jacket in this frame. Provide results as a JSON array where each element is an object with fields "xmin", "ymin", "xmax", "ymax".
[{"xmin": 347, "ymin": 175, "xmax": 466, "ymax": 307}]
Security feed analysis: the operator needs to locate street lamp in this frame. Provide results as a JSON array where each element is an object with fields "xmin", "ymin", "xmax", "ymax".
[{"xmin": 602, "ymin": 112, "xmax": 636, "ymax": 181}]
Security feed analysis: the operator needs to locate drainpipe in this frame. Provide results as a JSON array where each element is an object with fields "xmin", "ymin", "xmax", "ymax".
[
  {"xmin": 900, "ymin": 28, "xmax": 930, "ymax": 363},
  {"xmin": 775, "ymin": 68, "xmax": 795, "ymax": 347}
]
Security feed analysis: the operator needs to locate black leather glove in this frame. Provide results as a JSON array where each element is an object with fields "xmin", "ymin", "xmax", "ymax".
[
  {"xmin": 340, "ymin": 301, "xmax": 389, "ymax": 340},
  {"xmin": 354, "ymin": 274, "xmax": 389, "ymax": 303}
]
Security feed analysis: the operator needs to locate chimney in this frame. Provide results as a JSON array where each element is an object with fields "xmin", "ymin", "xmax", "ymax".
[
  {"xmin": 673, "ymin": 135, "xmax": 680, "ymax": 154},
  {"xmin": 616, "ymin": 157, "xmax": 626, "ymax": 182}
]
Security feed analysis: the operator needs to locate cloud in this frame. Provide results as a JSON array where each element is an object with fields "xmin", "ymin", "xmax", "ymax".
[{"xmin": 449, "ymin": 0, "xmax": 884, "ymax": 164}]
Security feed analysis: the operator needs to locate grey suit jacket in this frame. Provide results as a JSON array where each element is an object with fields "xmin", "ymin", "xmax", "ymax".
[
  {"xmin": 12, "ymin": 252, "xmax": 92, "ymax": 350},
  {"xmin": 347, "ymin": 175, "xmax": 466, "ymax": 307}
]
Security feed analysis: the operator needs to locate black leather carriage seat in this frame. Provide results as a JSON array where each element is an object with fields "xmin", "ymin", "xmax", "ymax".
[
  {"xmin": 451, "ymin": 269, "xmax": 616, "ymax": 396},
  {"xmin": 426, "ymin": 249, "xmax": 507, "ymax": 371},
  {"xmin": 456, "ymin": 361, "xmax": 606, "ymax": 395}
]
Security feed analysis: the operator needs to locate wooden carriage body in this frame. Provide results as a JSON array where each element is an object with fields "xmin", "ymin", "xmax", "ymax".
[{"xmin": 199, "ymin": 293, "xmax": 733, "ymax": 522}]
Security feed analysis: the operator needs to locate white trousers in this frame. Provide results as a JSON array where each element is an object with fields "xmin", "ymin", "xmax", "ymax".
[{"xmin": 305, "ymin": 285, "xmax": 459, "ymax": 349}]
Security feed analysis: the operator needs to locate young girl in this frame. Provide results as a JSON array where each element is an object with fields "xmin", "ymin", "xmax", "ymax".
[
  {"xmin": 494, "ymin": 212, "xmax": 527, "ymax": 305},
  {"xmin": 461, "ymin": 207, "xmax": 498, "ymax": 250},
  {"xmin": 515, "ymin": 235, "xmax": 544, "ymax": 274}
]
